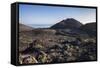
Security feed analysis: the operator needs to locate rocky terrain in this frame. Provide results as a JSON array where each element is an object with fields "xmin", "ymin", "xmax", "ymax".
[{"xmin": 19, "ymin": 18, "xmax": 97, "ymax": 64}]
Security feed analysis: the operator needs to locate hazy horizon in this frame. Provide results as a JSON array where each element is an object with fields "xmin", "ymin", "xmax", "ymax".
[{"xmin": 19, "ymin": 4, "xmax": 96, "ymax": 27}]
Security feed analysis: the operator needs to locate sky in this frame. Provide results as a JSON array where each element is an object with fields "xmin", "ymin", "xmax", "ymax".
[{"xmin": 19, "ymin": 4, "xmax": 96, "ymax": 26}]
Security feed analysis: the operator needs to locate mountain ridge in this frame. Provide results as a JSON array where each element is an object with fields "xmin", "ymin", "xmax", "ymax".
[{"xmin": 50, "ymin": 18, "xmax": 83, "ymax": 29}]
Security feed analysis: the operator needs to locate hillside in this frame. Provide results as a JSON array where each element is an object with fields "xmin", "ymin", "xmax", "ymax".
[
  {"xmin": 19, "ymin": 23, "xmax": 33, "ymax": 32},
  {"xmin": 80, "ymin": 22, "xmax": 96, "ymax": 36}
]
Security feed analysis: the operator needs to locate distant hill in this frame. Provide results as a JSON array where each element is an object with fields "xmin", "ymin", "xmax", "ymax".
[
  {"xmin": 80, "ymin": 22, "xmax": 96, "ymax": 31},
  {"xmin": 80, "ymin": 22, "xmax": 96, "ymax": 36},
  {"xmin": 19, "ymin": 23, "xmax": 33, "ymax": 32},
  {"xmin": 50, "ymin": 18, "xmax": 82, "ymax": 29}
]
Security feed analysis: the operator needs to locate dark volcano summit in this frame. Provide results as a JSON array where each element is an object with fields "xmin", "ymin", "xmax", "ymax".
[{"xmin": 51, "ymin": 18, "xmax": 82, "ymax": 29}]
